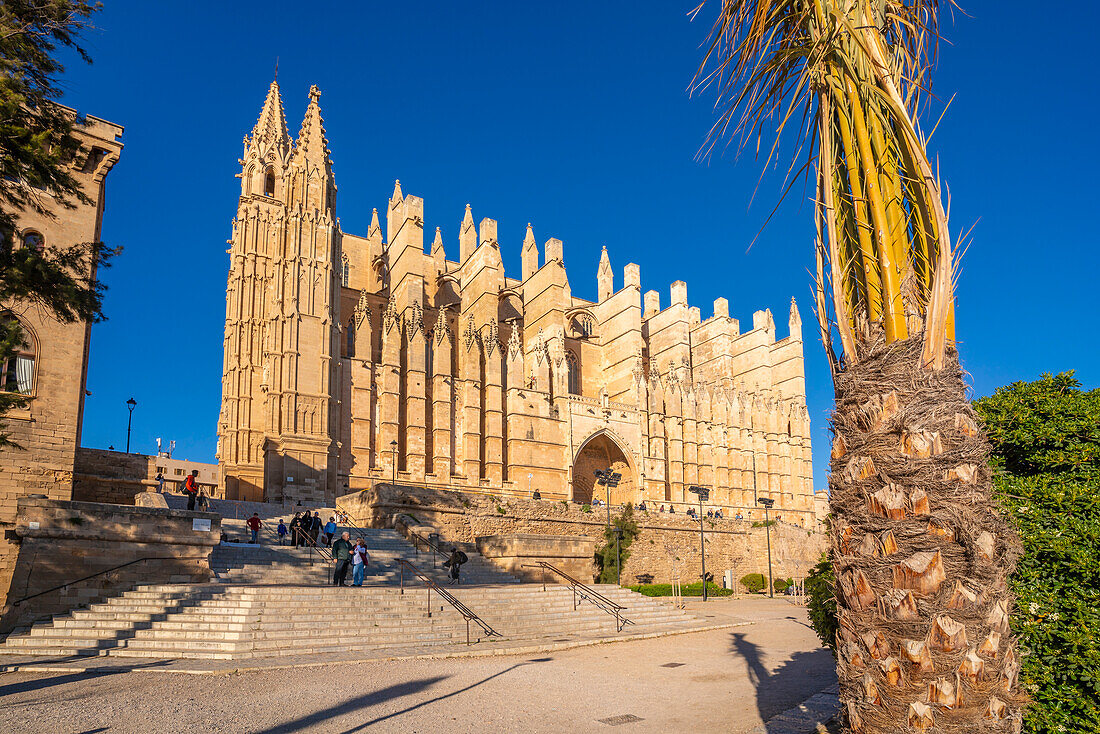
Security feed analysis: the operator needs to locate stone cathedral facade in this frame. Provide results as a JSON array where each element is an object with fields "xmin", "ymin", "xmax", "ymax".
[{"xmin": 218, "ymin": 82, "xmax": 816, "ymax": 527}]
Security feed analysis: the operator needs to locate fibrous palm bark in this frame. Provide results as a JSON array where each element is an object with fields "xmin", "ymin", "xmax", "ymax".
[{"xmin": 693, "ymin": 1, "xmax": 1026, "ymax": 731}]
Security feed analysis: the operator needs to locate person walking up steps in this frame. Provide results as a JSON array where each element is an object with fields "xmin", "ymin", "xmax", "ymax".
[
  {"xmin": 246, "ymin": 513, "xmax": 262, "ymax": 544},
  {"xmin": 277, "ymin": 519, "xmax": 288, "ymax": 545},
  {"xmin": 323, "ymin": 516, "xmax": 337, "ymax": 547},
  {"xmin": 310, "ymin": 512, "xmax": 322, "ymax": 547},
  {"xmin": 332, "ymin": 532, "xmax": 352, "ymax": 586},
  {"xmin": 351, "ymin": 537, "xmax": 369, "ymax": 586},
  {"xmin": 183, "ymin": 470, "xmax": 199, "ymax": 510},
  {"xmin": 443, "ymin": 547, "xmax": 467, "ymax": 585}
]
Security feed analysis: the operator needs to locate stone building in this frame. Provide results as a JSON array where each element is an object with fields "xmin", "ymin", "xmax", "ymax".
[
  {"xmin": 218, "ymin": 81, "xmax": 814, "ymax": 526},
  {"xmin": 0, "ymin": 111, "xmax": 124, "ymax": 598}
]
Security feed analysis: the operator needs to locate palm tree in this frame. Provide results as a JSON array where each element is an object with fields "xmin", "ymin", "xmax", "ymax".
[{"xmin": 693, "ymin": 2, "xmax": 1024, "ymax": 731}]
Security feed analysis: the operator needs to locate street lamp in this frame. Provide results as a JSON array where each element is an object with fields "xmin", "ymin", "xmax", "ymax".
[
  {"xmin": 688, "ymin": 485, "xmax": 710, "ymax": 601},
  {"xmin": 612, "ymin": 526, "xmax": 623, "ymax": 586},
  {"xmin": 594, "ymin": 469, "xmax": 621, "ymax": 527},
  {"xmin": 757, "ymin": 496, "xmax": 776, "ymax": 598},
  {"xmin": 390, "ymin": 440, "xmax": 398, "ymax": 485},
  {"xmin": 125, "ymin": 397, "xmax": 137, "ymax": 453}
]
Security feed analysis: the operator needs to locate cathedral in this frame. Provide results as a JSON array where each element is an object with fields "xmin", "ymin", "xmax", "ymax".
[{"xmin": 217, "ymin": 81, "xmax": 815, "ymax": 526}]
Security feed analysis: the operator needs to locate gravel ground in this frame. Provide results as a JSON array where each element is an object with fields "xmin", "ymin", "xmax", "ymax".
[{"xmin": 0, "ymin": 598, "xmax": 835, "ymax": 734}]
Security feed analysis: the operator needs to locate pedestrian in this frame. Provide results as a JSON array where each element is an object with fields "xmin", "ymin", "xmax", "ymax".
[
  {"xmin": 443, "ymin": 547, "xmax": 467, "ymax": 585},
  {"xmin": 323, "ymin": 516, "xmax": 337, "ymax": 547},
  {"xmin": 310, "ymin": 512, "xmax": 322, "ymax": 546},
  {"xmin": 332, "ymin": 532, "xmax": 353, "ymax": 586},
  {"xmin": 351, "ymin": 537, "xmax": 369, "ymax": 586},
  {"xmin": 246, "ymin": 513, "xmax": 262, "ymax": 544},
  {"xmin": 184, "ymin": 470, "xmax": 199, "ymax": 510},
  {"xmin": 198, "ymin": 490, "xmax": 210, "ymax": 511},
  {"xmin": 289, "ymin": 513, "xmax": 300, "ymax": 546},
  {"xmin": 277, "ymin": 519, "xmax": 288, "ymax": 545},
  {"xmin": 155, "ymin": 471, "xmax": 165, "ymax": 493}
]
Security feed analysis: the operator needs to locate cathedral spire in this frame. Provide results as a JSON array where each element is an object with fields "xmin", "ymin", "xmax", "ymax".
[
  {"xmin": 431, "ymin": 226, "xmax": 445, "ymax": 257},
  {"xmin": 597, "ymin": 245, "xmax": 613, "ymax": 302},
  {"xmin": 459, "ymin": 203, "xmax": 476, "ymax": 263},
  {"xmin": 250, "ymin": 79, "xmax": 291, "ymax": 161},
  {"xmin": 521, "ymin": 223, "xmax": 539, "ymax": 281},
  {"xmin": 368, "ymin": 207, "xmax": 381, "ymax": 238},
  {"xmin": 292, "ymin": 85, "xmax": 333, "ymax": 177},
  {"xmin": 390, "ymin": 179, "xmax": 404, "ymax": 205}
]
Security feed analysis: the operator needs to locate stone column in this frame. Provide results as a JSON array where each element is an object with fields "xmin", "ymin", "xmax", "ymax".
[
  {"xmin": 482, "ymin": 331, "xmax": 504, "ymax": 485},
  {"xmin": 403, "ymin": 303, "xmax": 427, "ymax": 481},
  {"xmin": 431, "ymin": 317, "xmax": 454, "ymax": 479},
  {"xmin": 378, "ymin": 302, "xmax": 401, "ymax": 481}
]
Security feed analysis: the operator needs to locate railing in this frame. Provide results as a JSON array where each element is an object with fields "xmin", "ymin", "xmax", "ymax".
[
  {"xmin": 407, "ymin": 529, "xmax": 450, "ymax": 569},
  {"xmin": 395, "ymin": 558, "xmax": 500, "ymax": 644},
  {"xmin": 12, "ymin": 556, "xmax": 209, "ymax": 606},
  {"xmin": 524, "ymin": 560, "xmax": 634, "ymax": 632}
]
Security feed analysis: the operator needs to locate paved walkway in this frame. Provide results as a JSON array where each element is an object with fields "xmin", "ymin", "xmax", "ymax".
[{"xmin": 0, "ymin": 598, "xmax": 838, "ymax": 733}]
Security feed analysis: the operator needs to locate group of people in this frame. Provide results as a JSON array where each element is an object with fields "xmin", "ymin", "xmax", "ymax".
[
  {"xmin": 278, "ymin": 512, "xmax": 343, "ymax": 547},
  {"xmin": 330, "ymin": 533, "xmax": 371, "ymax": 586}
]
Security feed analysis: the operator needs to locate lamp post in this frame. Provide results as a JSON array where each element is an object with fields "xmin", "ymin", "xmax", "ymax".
[
  {"xmin": 757, "ymin": 496, "xmax": 776, "ymax": 598},
  {"xmin": 390, "ymin": 440, "xmax": 398, "ymax": 486},
  {"xmin": 613, "ymin": 526, "xmax": 623, "ymax": 586},
  {"xmin": 125, "ymin": 397, "xmax": 137, "ymax": 453},
  {"xmin": 595, "ymin": 469, "xmax": 623, "ymax": 584},
  {"xmin": 594, "ymin": 469, "xmax": 621, "ymax": 527},
  {"xmin": 688, "ymin": 485, "xmax": 710, "ymax": 601}
]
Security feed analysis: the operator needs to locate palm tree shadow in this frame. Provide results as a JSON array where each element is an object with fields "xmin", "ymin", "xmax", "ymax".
[{"xmin": 729, "ymin": 631, "xmax": 835, "ymax": 730}]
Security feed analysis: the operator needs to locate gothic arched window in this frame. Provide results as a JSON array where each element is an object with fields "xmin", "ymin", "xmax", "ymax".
[
  {"xmin": 264, "ymin": 168, "xmax": 276, "ymax": 197},
  {"xmin": 346, "ymin": 319, "xmax": 355, "ymax": 358},
  {"xmin": 565, "ymin": 351, "xmax": 580, "ymax": 395},
  {"xmin": 1, "ymin": 314, "xmax": 36, "ymax": 394},
  {"xmin": 341, "ymin": 254, "xmax": 350, "ymax": 287}
]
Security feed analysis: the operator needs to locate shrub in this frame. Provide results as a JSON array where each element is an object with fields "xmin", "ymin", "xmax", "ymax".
[
  {"xmin": 804, "ymin": 554, "xmax": 837, "ymax": 656},
  {"xmin": 580, "ymin": 504, "xmax": 592, "ymax": 514},
  {"xmin": 628, "ymin": 581, "xmax": 732, "ymax": 598},
  {"xmin": 739, "ymin": 573, "xmax": 766, "ymax": 593},
  {"xmin": 496, "ymin": 505, "xmax": 506, "ymax": 515},
  {"xmin": 594, "ymin": 504, "xmax": 639, "ymax": 584},
  {"xmin": 772, "ymin": 577, "xmax": 789, "ymax": 593}
]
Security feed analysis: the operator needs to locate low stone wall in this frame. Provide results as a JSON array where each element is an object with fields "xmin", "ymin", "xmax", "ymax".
[
  {"xmin": 72, "ymin": 447, "xmax": 156, "ymax": 505},
  {"xmin": 339, "ymin": 483, "xmax": 825, "ymax": 587},
  {"xmin": 475, "ymin": 534, "xmax": 598, "ymax": 582},
  {"xmin": 0, "ymin": 498, "xmax": 220, "ymax": 633}
]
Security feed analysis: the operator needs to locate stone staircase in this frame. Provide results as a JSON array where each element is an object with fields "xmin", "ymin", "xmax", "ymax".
[
  {"xmin": 0, "ymin": 583, "xmax": 703, "ymax": 660},
  {"xmin": 0, "ymin": 501, "xmax": 710, "ymax": 661},
  {"xmin": 210, "ymin": 529, "xmax": 520, "ymax": 587}
]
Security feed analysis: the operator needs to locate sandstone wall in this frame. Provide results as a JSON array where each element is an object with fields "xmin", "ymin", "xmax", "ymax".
[
  {"xmin": 0, "ymin": 498, "xmax": 220, "ymax": 632},
  {"xmin": 72, "ymin": 447, "xmax": 156, "ymax": 505},
  {"xmin": 339, "ymin": 484, "xmax": 824, "ymax": 587}
]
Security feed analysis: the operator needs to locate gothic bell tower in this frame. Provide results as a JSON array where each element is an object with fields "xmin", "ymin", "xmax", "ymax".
[{"xmin": 218, "ymin": 81, "xmax": 341, "ymax": 504}]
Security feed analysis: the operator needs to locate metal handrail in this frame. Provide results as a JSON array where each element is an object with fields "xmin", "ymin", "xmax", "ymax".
[
  {"xmin": 13, "ymin": 556, "xmax": 209, "ymax": 606},
  {"xmin": 524, "ymin": 560, "xmax": 634, "ymax": 632},
  {"xmin": 407, "ymin": 530, "xmax": 450, "ymax": 569},
  {"xmin": 395, "ymin": 558, "xmax": 500, "ymax": 644}
]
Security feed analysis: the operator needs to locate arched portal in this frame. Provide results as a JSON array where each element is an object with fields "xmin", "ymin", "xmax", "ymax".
[{"xmin": 571, "ymin": 432, "xmax": 636, "ymax": 505}]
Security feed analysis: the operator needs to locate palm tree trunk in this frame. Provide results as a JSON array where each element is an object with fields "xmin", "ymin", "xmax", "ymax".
[{"xmin": 828, "ymin": 334, "xmax": 1025, "ymax": 732}]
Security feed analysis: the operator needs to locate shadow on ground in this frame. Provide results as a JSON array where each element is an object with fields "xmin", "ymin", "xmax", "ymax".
[
  {"xmin": 730, "ymin": 630, "xmax": 834, "ymax": 730},
  {"xmin": 253, "ymin": 658, "xmax": 552, "ymax": 734}
]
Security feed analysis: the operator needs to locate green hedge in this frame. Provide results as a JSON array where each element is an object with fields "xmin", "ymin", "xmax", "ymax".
[{"xmin": 627, "ymin": 581, "xmax": 733, "ymax": 598}]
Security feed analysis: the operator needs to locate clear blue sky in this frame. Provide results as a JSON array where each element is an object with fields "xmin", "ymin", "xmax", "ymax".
[{"xmin": 57, "ymin": 1, "xmax": 1099, "ymax": 488}]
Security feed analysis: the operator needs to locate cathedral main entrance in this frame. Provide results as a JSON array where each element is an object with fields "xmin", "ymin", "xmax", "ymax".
[{"xmin": 570, "ymin": 432, "xmax": 635, "ymax": 505}]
